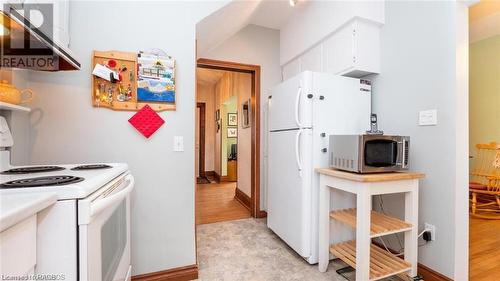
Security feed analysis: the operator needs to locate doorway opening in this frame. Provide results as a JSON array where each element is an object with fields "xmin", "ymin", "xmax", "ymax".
[
  {"xmin": 468, "ymin": 2, "xmax": 500, "ymax": 280},
  {"xmin": 195, "ymin": 58, "xmax": 262, "ymax": 225}
]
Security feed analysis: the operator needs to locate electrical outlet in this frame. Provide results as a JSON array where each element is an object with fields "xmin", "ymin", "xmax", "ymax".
[{"xmin": 424, "ymin": 223, "xmax": 436, "ymax": 241}]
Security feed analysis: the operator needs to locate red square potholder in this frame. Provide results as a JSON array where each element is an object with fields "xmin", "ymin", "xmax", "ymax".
[{"xmin": 128, "ymin": 105, "xmax": 165, "ymax": 138}]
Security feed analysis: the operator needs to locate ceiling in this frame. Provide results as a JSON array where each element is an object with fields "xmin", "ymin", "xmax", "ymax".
[
  {"xmin": 470, "ymin": 0, "xmax": 500, "ymax": 43},
  {"xmin": 196, "ymin": 0, "xmax": 306, "ymax": 57},
  {"xmin": 250, "ymin": 0, "xmax": 303, "ymax": 30},
  {"xmin": 470, "ymin": 0, "xmax": 500, "ymax": 23},
  {"xmin": 197, "ymin": 68, "xmax": 225, "ymax": 86}
]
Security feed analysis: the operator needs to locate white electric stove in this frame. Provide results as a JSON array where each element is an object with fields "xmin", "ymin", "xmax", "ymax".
[
  {"xmin": 1, "ymin": 163, "xmax": 129, "ymax": 199},
  {"xmin": 0, "ymin": 116, "xmax": 133, "ymax": 281}
]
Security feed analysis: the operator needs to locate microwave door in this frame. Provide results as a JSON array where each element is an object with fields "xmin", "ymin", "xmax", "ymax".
[
  {"xmin": 364, "ymin": 140, "xmax": 398, "ymax": 167},
  {"xmin": 363, "ymin": 139, "xmax": 400, "ymax": 172}
]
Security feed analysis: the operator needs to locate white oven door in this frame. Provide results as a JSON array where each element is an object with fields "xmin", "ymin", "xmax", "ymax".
[{"xmin": 78, "ymin": 173, "xmax": 134, "ymax": 281}]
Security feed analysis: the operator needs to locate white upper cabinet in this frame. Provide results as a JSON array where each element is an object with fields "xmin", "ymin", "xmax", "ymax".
[
  {"xmin": 281, "ymin": 18, "xmax": 382, "ymax": 80},
  {"xmin": 324, "ymin": 19, "xmax": 381, "ymax": 78}
]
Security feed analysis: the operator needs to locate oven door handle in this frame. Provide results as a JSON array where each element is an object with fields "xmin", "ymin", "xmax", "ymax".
[{"xmin": 90, "ymin": 175, "xmax": 135, "ymax": 217}]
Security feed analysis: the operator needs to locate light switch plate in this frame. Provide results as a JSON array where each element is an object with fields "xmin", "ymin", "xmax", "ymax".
[
  {"xmin": 419, "ymin": 109, "xmax": 437, "ymax": 126},
  {"xmin": 173, "ymin": 136, "xmax": 184, "ymax": 152}
]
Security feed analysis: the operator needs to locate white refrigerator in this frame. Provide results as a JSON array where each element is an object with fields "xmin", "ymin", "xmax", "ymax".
[{"xmin": 267, "ymin": 71, "xmax": 371, "ymax": 264}]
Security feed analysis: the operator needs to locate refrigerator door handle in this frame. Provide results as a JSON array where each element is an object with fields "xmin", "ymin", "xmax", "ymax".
[
  {"xmin": 295, "ymin": 87, "xmax": 303, "ymax": 128},
  {"xmin": 295, "ymin": 129, "xmax": 303, "ymax": 172}
]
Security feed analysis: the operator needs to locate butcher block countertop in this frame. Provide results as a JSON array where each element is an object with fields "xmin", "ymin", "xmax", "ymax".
[{"xmin": 315, "ymin": 168, "xmax": 425, "ymax": 182}]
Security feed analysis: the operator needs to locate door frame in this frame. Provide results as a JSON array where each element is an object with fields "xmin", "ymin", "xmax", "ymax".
[
  {"xmin": 196, "ymin": 102, "xmax": 206, "ymax": 177},
  {"xmin": 197, "ymin": 58, "xmax": 264, "ymax": 218}
]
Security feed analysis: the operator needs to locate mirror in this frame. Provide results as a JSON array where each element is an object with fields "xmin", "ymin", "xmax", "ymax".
[{"xmin": 241, "ymin": 99, "xmax": 251, "ymax": 128}]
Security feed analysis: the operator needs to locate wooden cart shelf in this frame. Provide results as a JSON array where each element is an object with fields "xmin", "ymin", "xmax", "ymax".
[
  {"xmin": 330, "ymin": 208, "xmax": 412, "ymax": 238},
  {"xmin": 330, "ymin": 240, "xmax": 411, "ymax": 281}
]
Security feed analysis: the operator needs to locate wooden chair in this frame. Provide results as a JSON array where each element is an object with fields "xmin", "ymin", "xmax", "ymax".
[{"xmin": 470, "ymin": 142, "xmax": 500, "ymax": 219}]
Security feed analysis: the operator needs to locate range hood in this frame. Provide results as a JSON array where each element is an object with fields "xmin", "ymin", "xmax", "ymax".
[{"xmin": 0, "ymin": 4, "xmax": 81, "ymax": 71}]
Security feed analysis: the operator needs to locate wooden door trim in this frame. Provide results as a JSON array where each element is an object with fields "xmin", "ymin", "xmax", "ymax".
[
  {"xmin": 197, "ymin": 58, "xmax": 263, "ymax": 218},
  {"xmin": 196, "ymin": 102, "xmax": 206, "ymax": 177}
]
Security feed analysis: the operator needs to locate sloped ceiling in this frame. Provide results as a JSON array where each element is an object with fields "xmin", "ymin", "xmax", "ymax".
[
  {"xmin": 197, "ymin": 67, "xmax": 224, "ymax": 86},
  {"xmin": 470, "ymin": 0, "xmax": 500, "ymax": 43},
  {"xmin": 196, "ymin": 0, "xmax": 304, "ymax": 58}
]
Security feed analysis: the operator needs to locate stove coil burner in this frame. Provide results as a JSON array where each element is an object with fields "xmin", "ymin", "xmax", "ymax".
[
  {"xmin": 1, "ymin": 166, "xmax": 65, "ymax": 174},
  {"xmin": 71, "ymin": 164, "xmax": 112, "ymax": 170},
  {"xmin": 0, "ymin": 176, "xmax": 84, "ymax": 188}
]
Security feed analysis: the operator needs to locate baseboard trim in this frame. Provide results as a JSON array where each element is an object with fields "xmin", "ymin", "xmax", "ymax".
[
  {"xmin": 257, "ymin": 210, "xmax": 267, "ymax": 218},
  {"xmin": 131, "ymin": 265, "xmax": 198, "ymax": 281},
  {"xmin": 213, "ymin": 172, "xmax": 220, "ymax": 182},
  {"xmin": 220, "ymin": 176, "xmax": 235, "ymax": 182},
  {"xmin": 214, "ymin": 172, "xmax": 237, "ymax": 182},
  {"xmin": 235, "ymin": 188, "xmax": 251, "ymax": 210},
  {"xmin": 417, "ymin": 263, "xmax": 453, "ymax": 281}
]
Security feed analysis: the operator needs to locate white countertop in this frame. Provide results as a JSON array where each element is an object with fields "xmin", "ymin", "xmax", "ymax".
[{"xmin": 0, "ymin": 193, "xmax": 57, "ymax": 232}]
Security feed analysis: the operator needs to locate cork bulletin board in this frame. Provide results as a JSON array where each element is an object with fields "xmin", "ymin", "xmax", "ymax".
[{"xmin": 91, "ymin": 50, "xmax": 176, "ymax": 112}]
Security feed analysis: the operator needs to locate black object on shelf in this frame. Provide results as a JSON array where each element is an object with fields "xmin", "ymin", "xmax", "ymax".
[{"xmin": 228, "ymin": 143, "xmax": 237, "ymax": 160}]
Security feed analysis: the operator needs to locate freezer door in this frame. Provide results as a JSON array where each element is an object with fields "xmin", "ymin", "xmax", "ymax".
[
  {"xmin": 269, "ymin": 71, "xmax": 313, "ymax": 131},
  {"xmin": 267, "ymin": 128, "xmax": 312, "ymax": 258},
  {"xmin": 311, "ymin": 72, "xmax": 371, "ymax": 134}
]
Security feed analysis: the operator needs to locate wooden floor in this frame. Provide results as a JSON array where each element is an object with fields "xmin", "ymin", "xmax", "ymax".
[
  {"xmin": 470, "ymin": 217, "xmax": 500, "ymax": 280},
  {"xmin": 196, "ymin": 181, "xmax": 251, "ymax": 225}
]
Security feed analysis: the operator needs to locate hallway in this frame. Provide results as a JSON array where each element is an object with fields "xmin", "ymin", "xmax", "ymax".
[{"xmin": 196, "ymin": 182, "xmax": 251, "ymax": 225}]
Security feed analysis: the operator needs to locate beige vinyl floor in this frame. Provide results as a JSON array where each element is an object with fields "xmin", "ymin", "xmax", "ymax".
[{"xmin": 196, "ymin": 218, "xmax": 404, "ymax": 281}]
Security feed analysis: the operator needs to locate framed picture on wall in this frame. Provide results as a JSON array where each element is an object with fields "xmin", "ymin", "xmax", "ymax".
[
  {"xmin": 241, "ymin": 99, "xmax": 251, "ymax": 128},
  {"xmin": 227, "ymin": 127, "xmax": 237, "ymax": 138},
  {"xmin": 228, "ymin": 113, "xmax": 238, "ymax": 126}
]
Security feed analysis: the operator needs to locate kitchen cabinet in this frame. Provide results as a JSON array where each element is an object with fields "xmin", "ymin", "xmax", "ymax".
[
  {"xmin": 0, "ymin": 193, "xmax": 57, "ymax": 277},
  {"xmin": 0, "ymin": 216, "xmax": 37, "ymax": 276},
  {"xmin": 324, "ymin": 19, "xmax": 381, "ymax": 78},
  {"xmin": 281, "ymin": 18, "xmax": 381, "ymax": 80}
]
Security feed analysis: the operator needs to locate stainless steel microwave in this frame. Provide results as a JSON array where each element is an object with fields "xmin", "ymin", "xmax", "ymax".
[{"xmin": 329, "ymin": 135, "xmax": 410, "ymax": 173}]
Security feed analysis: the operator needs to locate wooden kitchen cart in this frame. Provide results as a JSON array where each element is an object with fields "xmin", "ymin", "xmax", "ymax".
[{"xmin": 316, "ymin": 168, "xmax": 425, "ymax": 280}]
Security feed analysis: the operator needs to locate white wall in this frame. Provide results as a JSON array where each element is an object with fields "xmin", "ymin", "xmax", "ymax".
[
  {"xmin": 197, "ymin": 83, "xmax": 216, "ymax": 172},
  {"xmin": 367, "ymin": 1, "xmax": 469, "ymax": 279},
  {"xmin": 20, "ymin": 0, "xmax": 227, "ymax": 275},
  {"xmin": 279, "ymin": 1, "xmax": 384, "ymax": 65},
  {"xmin": 202, "ymin": 24, "xmax": 281, "ymax": 210},
  {"xmin": 235, "ymin": 72, "xmax": 252, "ymax": 196},
  {"xmin": 469, "ymin": 35, "xmax": 500, "ymax": 153}
]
